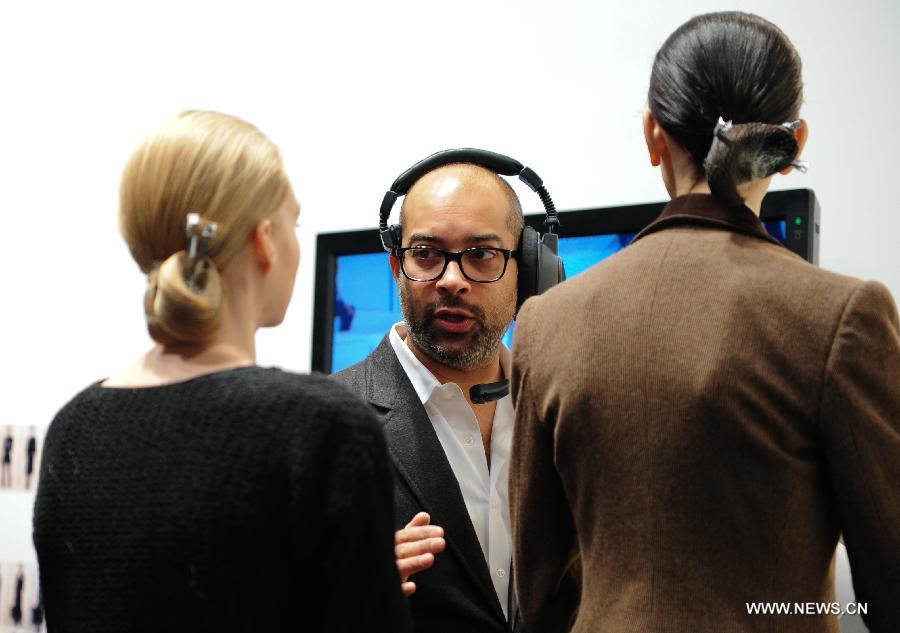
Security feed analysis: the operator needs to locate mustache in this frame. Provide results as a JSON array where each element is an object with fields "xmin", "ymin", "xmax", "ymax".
[{"xmin": 423, "ymin": 297, "xmax": 486, "ymax": 324}]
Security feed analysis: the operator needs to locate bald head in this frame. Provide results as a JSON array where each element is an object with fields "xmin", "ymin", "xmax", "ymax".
[
  {"xmin": 393, "ymin": 162, "xmax": 521, "ymax": 371},
  {"xmin": 399, "ymin": 163, "xmax": 524, "ymax": 246}
]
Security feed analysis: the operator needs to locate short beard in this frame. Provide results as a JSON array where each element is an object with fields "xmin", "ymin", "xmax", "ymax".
[{"xmin": 399, "ymin": 283, "xmax": 513, "ymax": 371}]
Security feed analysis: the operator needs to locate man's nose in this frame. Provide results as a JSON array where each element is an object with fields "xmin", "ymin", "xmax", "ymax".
[{"xmin": 436, "ymin": 260, "xmax": 470, "ymax": 295}]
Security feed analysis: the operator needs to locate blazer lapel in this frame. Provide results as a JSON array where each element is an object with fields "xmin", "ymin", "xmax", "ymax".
[{"xmin": 364, "ymin": 336, "xmax": 505, "ymax": 621}]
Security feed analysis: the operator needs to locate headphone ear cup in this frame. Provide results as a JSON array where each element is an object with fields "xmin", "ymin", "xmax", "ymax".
[
  {"xmin": 389, "ymin": 224, "xmax": 402, "ymax": 251},
  {"xmin": 537, "ymin": 233, "xmax": 565, "ymax": 293},
  {"xmin": 516, "ymin": 226, "xmax": 539, "ymax": 312}
]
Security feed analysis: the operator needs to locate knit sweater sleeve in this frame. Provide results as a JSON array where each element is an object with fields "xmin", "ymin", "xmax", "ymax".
[{"xmin": 287, "ymin": 378, "xmax": 412, "ymax": 633}]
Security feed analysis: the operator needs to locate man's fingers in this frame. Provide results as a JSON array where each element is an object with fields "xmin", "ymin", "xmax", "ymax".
[
  {"xmin": 403, "ymin": 512, "xmax": 431, "ymax": 529},
  {"xmin": 394, "ymin": 518, "xmax": 445, "ymax": 587},
  {"xmin": 397, "ymin": 552, "xmax": 436, "ymax": 579},
  {"xmin": 395, "ymin": 536, "xmax": 446, "ymax": 560},
  {"xmin": 395, "ymin": 524, "xmax": 444, "ymax": 545}
]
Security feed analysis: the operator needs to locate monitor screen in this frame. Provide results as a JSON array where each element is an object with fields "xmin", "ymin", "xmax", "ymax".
[{"xmin": 314, "ymin": 189, "xmax": 818, "ymax": 373}]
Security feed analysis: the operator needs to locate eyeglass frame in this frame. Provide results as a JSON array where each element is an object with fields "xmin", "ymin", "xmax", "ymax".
[{"xmin": 395, "ymin": 245, "xmax": 519, "ymax": 283}]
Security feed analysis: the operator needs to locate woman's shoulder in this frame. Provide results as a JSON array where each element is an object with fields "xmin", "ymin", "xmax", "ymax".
[
  {"xmin": 231, "ymin": 367, "xmax": 366, "ymax": 407},
  {"xmin": 49, "ymin": 367, "xmax": 370, "ymax": 427},
  {"xmin": 222, "ymin": 367, "xmax": 379, "ymax": 431},
  {"xmin": 44, "ymin": 380, "xmax": 116, "ymax": 450},
  {"xmin": 238, "ymin": 370, "xmax": 384, "ymax": 464},
  {"xmin": 49, "ymin": 380, "xmax": 113, "ymax": 425},
  {"xmin": 46, "ymin": 368, "xmax": 381, "ymax": 460}
]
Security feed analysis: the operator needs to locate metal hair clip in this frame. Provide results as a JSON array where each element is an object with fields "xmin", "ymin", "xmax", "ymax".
[
  {"xmin": 186, "ymin": 213, "xmax": 218, "ymax": 261},
  {"xmin": 789, "ymin": 159, "xmax": 809, "ymax": 173},
  {"xmin": 781, "ymin": 120, "xmax": 803, "ymax": 132},
  {"xmin": 185, "ymin": 212, "xmax": 218, "ymax": 289},
  {"xmin": 714, "ymin": 116, "xmax": 733, "ymax": 137}
]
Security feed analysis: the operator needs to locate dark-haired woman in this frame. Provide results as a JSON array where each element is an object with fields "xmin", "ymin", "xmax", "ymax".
[
  {"xmin": 510, "ymin": 12, "xmax": 899, "ymax": 633},
  {"xmin": 33, "ymin": 111, "xmax": 411, "ymax": 632}
]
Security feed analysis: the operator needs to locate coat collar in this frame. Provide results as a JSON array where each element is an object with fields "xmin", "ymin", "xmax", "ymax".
[
  {"xmin": 633, "ymin": 193, "xmax": 783, "ymax": 247},
  {"xmin": 360, "ymin": 335, "xmax": 407, "ymax": 410}
]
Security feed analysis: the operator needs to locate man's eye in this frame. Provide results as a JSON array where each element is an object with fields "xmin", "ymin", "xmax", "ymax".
[
  {"xmin": 411, "ymin": 249, "xmax": 440, "ymax": 261},
  {"xmin": 469, "ymin": 249, "xmax": 496, "ymax": 261}
]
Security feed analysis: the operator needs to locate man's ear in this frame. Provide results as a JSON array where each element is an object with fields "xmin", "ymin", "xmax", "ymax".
[
  {"xmin": 643, "ymin": 108, "xmax": 667, "ymax": 167},
  {"xmin": 389, "ymin": 253, "xmax": 401, "ymax": 282},
  {"xmin": 252, "ymin": 218, "xmax": 275, "ymax": 274},
  {"xmin": 780, "ymin": 118, "xmax": 810, "ymax": 175}
]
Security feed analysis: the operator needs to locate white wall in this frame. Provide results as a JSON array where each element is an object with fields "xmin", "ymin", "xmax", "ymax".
[{"xmin": 1, "ymin": 0, "xmax": 897, "ymax": 574}]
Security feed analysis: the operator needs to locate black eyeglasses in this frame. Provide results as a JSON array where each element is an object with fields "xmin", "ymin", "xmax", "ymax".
[{"xmin": 397, "ymin": 246, "xmax": 518, "ymax": 283}]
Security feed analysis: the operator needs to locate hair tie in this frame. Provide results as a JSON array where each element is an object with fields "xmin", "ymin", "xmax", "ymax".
[
  {"xmin": 713, "ymin": 116, "xmax": 809, "ymax": 173},
  {"xmin": 184, "ymin": 213, "xmax": 218, "ymax": 291}
]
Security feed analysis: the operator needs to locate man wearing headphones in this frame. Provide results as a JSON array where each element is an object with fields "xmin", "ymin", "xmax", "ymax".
[{"xmin": 334, "ymin": 150, "xmax": 562, "ymax": 633}]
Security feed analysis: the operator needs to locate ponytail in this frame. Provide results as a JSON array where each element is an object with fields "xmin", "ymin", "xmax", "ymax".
[{"xmin": 703, "ymin": 118, "xmax": 801, "ymax": 207}]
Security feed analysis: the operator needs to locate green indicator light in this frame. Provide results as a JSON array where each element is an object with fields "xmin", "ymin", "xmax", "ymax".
[{"xmin": 794, "ymin": 217, "xmax": 802, "ymax": 226}]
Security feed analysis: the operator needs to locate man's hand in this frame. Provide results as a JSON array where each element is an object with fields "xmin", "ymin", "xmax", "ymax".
[{"xmin": 395, "ymin": 512, "xmax": 446, "ymax": 597}]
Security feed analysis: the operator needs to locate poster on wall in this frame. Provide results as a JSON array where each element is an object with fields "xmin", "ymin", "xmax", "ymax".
[
  {"xmin": 0, "ymin": 563, "xmax": 44, "ymax": 633},
  {"xmin": 0, "ymin": 426, "xmax": 44, "ymax": 493}
]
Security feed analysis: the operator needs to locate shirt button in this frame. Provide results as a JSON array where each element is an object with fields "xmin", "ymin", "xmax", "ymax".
[
  {"xmin": 497, "ymin": 569, "xmax": 506, "ymax": 578},
  {"xmin": 464, "ymin": 435, "xmax": 474, "ymax": 446}
]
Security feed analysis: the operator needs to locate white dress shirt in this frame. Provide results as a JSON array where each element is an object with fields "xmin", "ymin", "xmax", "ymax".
[{"xmin": 389, "ymin": 323, "xmax": 513, "ymax": 618}]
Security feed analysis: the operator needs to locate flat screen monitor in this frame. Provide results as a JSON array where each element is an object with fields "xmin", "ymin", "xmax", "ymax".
[{"xmin": 313, "ymin": 188, "xmax": 819, "ymax": 373}]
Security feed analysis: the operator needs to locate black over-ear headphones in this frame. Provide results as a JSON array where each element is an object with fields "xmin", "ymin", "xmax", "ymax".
[{"xmin": 379, "ymin": 148, "xmax": 566, "ymax": 312}]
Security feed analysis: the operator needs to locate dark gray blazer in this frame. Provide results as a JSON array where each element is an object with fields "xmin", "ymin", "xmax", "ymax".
[{"xmin": 333, "ymin": 335, "xmax": 522, "ymax": 633}]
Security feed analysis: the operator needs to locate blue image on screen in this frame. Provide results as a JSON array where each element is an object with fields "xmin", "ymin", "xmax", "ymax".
[
  {"xmin": 330, "ymin": 222, "xmax": 788, "ymax": 372},
  {"xmin": 557, "ymin": 233, "xmax": 637, "ymax": 278},
  {"xmin": 332, "ymin": 252, "xmax": 399, "ymax": 372},
  {"xmin": 763, "ymin": 220, "xmax": 787, "ymax": 243}
]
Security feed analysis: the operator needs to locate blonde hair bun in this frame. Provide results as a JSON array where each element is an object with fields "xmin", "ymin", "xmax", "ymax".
[
  {"xmin": 144, "ymin": 251, "xmax": 223, "ymax": 347},
  {"xmin": 119, "ymin": 111, "xmax": 289, "ymax": 347}
]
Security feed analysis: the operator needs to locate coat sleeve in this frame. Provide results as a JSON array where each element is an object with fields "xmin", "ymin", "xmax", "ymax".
[
  {"xmin": 290, "ymin": 389, "xmax": 412, "ymax": 633},
  {"xmin": 818, "ymin": 280, "xmax": 900, "ymax": 633},
  {"xmin": 509, "ymin": 298, "xmax": 581, "ymax": 633}
]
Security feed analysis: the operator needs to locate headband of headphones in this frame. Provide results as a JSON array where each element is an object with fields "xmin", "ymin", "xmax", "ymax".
[{"xmin": 378, "ymin": 148, "xmax": 559, "ymax": 252}]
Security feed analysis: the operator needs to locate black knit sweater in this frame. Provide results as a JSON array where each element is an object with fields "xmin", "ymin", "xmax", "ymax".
[{"xmin": 33, "ymin": 367, "xmax": 411, "ymax": 632}]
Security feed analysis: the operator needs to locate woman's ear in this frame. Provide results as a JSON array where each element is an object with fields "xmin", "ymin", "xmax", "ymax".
[
  {"xmin": 780, "ymin": 118, "xmax": 810, "ymax": 175},
  {"xmin": 252, "ymin": 217, "xmax": 275, "ymax": 274},
  {"xmin": 643, "ymin": 108, "xmax": 667, "ymax": 167}
]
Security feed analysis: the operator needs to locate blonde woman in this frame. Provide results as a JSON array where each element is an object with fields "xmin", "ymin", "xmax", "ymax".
[{"xmin": 33, "ymin": 111, "xmax": 411, "ymax": 632}]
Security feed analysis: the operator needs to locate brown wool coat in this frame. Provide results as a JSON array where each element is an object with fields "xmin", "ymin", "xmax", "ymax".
[{"xmin": 510, "ymin": 194, "xmax": 900, "ymax": 633}]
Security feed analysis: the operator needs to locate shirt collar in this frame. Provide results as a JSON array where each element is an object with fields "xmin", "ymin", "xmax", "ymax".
[
  {"xmin": 389, "ymin": 323, "xmax": 441, "ymax": 405},
  {"xmin": 633, "ymin": 193, "xmax": 783, "ymax": 247},
  {"xmin": 388, "ymin": 322, "xmax": 512, "ymax": 406}
]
